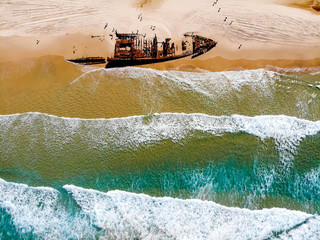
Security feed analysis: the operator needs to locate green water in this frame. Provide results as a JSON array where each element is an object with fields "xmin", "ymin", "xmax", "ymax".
[
  {"xmin": 1, "ymin": 122, "xmax": 319, "ymax": 213},
  {"xmin": 0, "ymin": 68, "xmax": 320, "ymax": 239},
  {"xmin": 2, "ymin": 63, "xmax": 320, "ymax": 120}
]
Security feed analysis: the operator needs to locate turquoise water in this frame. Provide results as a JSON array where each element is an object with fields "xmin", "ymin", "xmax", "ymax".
[{"xmin": 0, "ymin": 68, "xmax": 320, "ymax": 239}]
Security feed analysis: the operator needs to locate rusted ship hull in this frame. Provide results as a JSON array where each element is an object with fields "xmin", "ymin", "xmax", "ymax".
[
  {"xmin": 67, "ymin": 57, "xmax": 106, "ymax": 65},
  {"xmin": 191, "ymin": 43, "xmax": 216, "ymax": 59},
  {"xmin": 106, "ymin": 53, "xmax": 191, "ymax": 68},
  {"xmin": 105, "ymin": 32, "xmax": 217, "ymax": 68}
]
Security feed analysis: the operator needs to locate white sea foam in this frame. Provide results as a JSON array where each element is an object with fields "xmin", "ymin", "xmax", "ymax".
[
  {"xmin": 70, "ymin": 67, "xmax": 102, "ymax": 85},
  {"xmin": 266, "ymin": 66, "xmax": 320, "ymax": 74},
  {"xmin": 66, "ymin": 67, "xmax": 319, "ymax": 121},
  {"xmin": 310, "ymin": 72, "xmax": 320, "ymax": 76},
  {"xmin": 70, "ymin": 67, "xmax": 277, "ymax": 100},
  {"xmin": 0, "ymin": 178, "xmax": 319, "ymax": 239},
  {"xmin": 293, "ymin": 166, "xmax": 320, "ymax": 201},
  {"xmin": 0, "ymin": 178, "xmax": 100, "ymax": 239},
  {"xmin": 64, "ymin": 184, "xmax": 320, "ymax": 240},
  {"xmin": 276, "ymin": 216, "xmax": 320, "ymax": 240},
  {"xmin": 185, "ymin": 162, "xmax": 278, "ymax": 207},
  {"xmin": 1, "ymin": 112, "xmax": 319, "ymax": 167}
]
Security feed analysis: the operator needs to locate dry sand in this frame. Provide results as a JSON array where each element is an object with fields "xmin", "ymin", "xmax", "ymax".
[
  {"xmin": 0, "ymin": 0, "xmax": 319, "ymax": 117},
  {"xmin": 278, "ymin": 0, "xmax": 320, "ymax": 11},
  {"xmin": 1, "ymin": 0, "xmax": 319, "ymax": 65}
]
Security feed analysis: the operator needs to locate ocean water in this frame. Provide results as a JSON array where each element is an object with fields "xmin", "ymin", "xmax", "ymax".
[
  {"xmin": 0, "ymin": 62, "xmax": 320, "ymax": 239},
  {"xmin": 1, "ymin": 57, "xmax": 320, "ymax": 120}
]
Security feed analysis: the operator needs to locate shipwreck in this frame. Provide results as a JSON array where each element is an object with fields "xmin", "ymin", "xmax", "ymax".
[
  {"xmin": 105, "ymin": 32, "xmax": 217, "ymax": 68},
  {"xmin": 66, "ymin": 32, "xmax": 217, "ymax": 68}
]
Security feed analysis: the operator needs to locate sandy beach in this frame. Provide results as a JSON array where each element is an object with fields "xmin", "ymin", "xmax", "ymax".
[
  {"xmin": 1, "ymin": 0, "xmax": 319, "ymax": 63},
  {"xmin": 0, "ymin": 0, "xmax": 319, "ymax": 117}
]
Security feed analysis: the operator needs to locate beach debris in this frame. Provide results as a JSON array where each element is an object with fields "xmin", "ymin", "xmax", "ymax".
[
  {"xmin": 238, "ymin": 44, "xmax": 242, "ymax": 49},
  {"xmin": 224, "ymin": 17, "xmax": 227, "ymax": 21},
  {"xmin": 218, "ymin": 8, "xmax": 221, "ymax": 12},
  {"xmin": 230, "ymin": 20, "xmax": 233, "ymax": 25},
  {"xmin": 36, "ymin": 40, "xmax": 40, "ymax": 44},
  {"xmin": 109, "ymin": 34, "xmax": 113, "ymax": 40},
  {"xmin": 91, "ymin": 35, "xmax": 101, "ymax": 38},
  {"xmin": 308, "ymin": 84, "xmax": 313, "ymax": 87},
  {"xmin": 150, "ymin": 25, "xmax": 156, "ymax": 31},
  {"xmin": 104, "ymin": 23, "xmax": 108, "ymax": 29},
  {"xmin": 316, "ymin": 85, "xmax": 320, "ymax": 90},
  {"xmin": 112, "ymin": 28, "xmax": 115, "ymax": 32}
]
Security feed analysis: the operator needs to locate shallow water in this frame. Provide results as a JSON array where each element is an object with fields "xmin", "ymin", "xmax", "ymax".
[
  {"xmin": 1, "ymin": 56, "xmax": 320, "ymax": 120},
  {"xmin": 0, "ymin": 112, "xmax": 319, "ymax": 238}
]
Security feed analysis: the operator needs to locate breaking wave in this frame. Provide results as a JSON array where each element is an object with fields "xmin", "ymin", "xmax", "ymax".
[
  {"xmin": 0, "ymin": 112, "xmax": 319, "ymax": 213},
  {"xmin": 2, "ymin": 61, "xmax": 319, "ymax": 120},
  {"xmin": 71, "ymin": 67, "xmax": 277, "ymax": 100},
  {"xmin": 1, "ymin": 112, "xmax": 319, "ymax": 163},
  {"xmin": 0, "ymin": 178, "xmax": 319, "ymax": 239}
]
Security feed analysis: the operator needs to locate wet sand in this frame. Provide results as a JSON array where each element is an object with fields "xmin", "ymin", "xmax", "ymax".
[
  {"xmin": 141, "ymin": 57, "xmax": 320, "ymax": 72},
  {"xmin": 1, "ymin": 55, "xmax": 319, "ymax": 120}
]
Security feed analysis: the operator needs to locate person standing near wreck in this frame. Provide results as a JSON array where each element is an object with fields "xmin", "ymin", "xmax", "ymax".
[
  {"xmin": 171, "ymin": 42, "xmax": 175, "ymax": 55},
  {"xmin": 182, "ymin": 40, "xmax": 187, "ymax": 51},
  {"xmin": 152, "ymin": 35, "xmax": 158, "ymax": 58}
]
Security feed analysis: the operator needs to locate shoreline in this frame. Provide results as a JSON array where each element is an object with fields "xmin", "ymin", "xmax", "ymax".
[
  {"xmin": 1, "ymin": 52, "xmax": 319, "ymax": 74},
  {"xmin": 1, "ymin": 0, "xmax": 320, "ymax": 73},
  {"xmin": 0, "ymin": 54, "xmax": 319, "ymax": 120},
  {"xmin": 1, "ymin": 0, "xmax": 320, "ymax": 119},
  {"xmin": 140, "ymin": 56, "xmax": 320, "ymax": 73}
]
